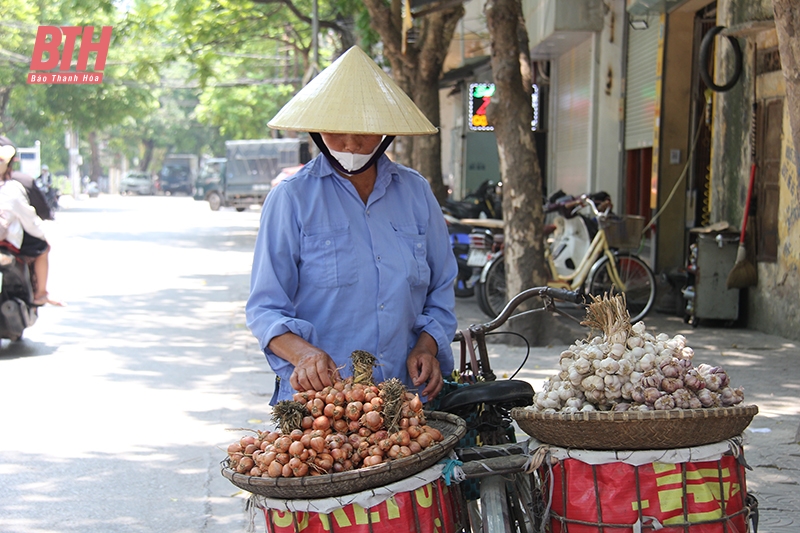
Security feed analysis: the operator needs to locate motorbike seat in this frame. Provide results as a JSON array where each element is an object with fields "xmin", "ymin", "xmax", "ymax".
[{"xmin": 437, "ymin": 380, "xmax": 534, "ymax": 415}]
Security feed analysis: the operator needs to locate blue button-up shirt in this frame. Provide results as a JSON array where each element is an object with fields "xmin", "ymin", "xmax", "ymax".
[{"xmin": 246, "ymin": 153, "xmax": 458, "ymax": 403}]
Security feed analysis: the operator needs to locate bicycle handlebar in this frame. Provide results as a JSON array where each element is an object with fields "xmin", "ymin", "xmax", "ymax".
[
  {"xmin": 452, "ymin": 285, "xmax": 584, "ymax": 382},
  {"xmin": 543, "ymin": 287, "xmax": 584, "ymax": 304},
  {"xmin": 454, "ymin": 286, "xmax": 583, "ymax": 342}
]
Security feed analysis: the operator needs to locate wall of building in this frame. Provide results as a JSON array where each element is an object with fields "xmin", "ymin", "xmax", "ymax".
[
  {"xmin": 747, "ymin": 32, "xmax": 800, "ymax": 339},
  {"xmin": 712, "ymin": 0, "xmax": 800, "ymax": 339},
  {"xmin": 593, "ymin": 0, "xmax": 627, "ymax": 199}
]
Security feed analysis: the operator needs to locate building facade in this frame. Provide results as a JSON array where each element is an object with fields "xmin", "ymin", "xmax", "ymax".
[{"xmin": 437, "ymin": 0, "xmax": 799, "ymax": 338}]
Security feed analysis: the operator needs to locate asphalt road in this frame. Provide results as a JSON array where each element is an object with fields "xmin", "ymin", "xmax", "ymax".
[{"xmin": 0, "ymin": 195, "xmax": 269, "ymax": 533}]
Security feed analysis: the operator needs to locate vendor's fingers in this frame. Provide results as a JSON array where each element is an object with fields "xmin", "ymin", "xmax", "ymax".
[
  {"xmin": 421, "ymin": 369, "xmax": 444, "ymax": 399},
  {"xmin": 314, "ymin": 357, "xmax": 335, "ymax": 390},
  {"xmin": 290, "ymin": 373, "xmax": 300, "ymax": 392},
  {"xmin": 289, "ymin": 369, "xmax": 307, "ymax": 392},
  {"xmin": 306, "ymin": 365, "xmax": 327, "ymax": 391},
  {"xmin": 414, "ymin": 354, "xmax": 437, "ymax": 385},
  {"xmin": 409, "ymin": 354, "xmax": 430, "ymax": 386},
  {"xmin": 408, "ymin": 356, "xmax": 421, "ymax": 384}
]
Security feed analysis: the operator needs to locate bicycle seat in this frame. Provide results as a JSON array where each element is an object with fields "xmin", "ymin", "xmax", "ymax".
[{"xmin": 437, "ymin": 380, "xmax": 534, "ymax": 414}]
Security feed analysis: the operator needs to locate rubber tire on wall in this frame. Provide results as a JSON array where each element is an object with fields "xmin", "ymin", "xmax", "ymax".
[
  {"xmin": 586, "ymin": 253, "xmax": 656, "ymax": 323},
  {"xmin": 699, "ymin": 26, "xmax": 743, "ymax": 93}
]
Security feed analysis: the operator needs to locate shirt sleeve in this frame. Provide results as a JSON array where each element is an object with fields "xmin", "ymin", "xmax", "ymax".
[
  {"xmin": 413, "ymin": 184, "xmax": 458, "ymax": 365},
  {"xmin": 245, "ymin": 186, "xmax": 318, "ymax": 354}
]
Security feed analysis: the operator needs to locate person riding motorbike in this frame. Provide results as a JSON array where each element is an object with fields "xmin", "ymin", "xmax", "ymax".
[
  {"xmin": 245, "ymin": 46, "xmax": 458, "ymax": 404},
  {"xmin": 0, "ymin": 138, "xmax": 63, "ymax": 307},
  {"xmin": 36, "ymin": 164, "xmax": 59, "ymax": 214}
]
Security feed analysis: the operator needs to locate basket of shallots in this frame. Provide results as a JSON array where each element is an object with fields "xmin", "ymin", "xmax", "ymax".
[{"xmin": 221, "ymin": 351, "xmax": 466, "ymax": 498}]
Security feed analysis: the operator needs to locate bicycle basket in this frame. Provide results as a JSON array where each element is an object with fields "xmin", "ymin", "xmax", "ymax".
[{"xmin": 601, "ymin": 215, "xmax": 645, "ymax": 250}]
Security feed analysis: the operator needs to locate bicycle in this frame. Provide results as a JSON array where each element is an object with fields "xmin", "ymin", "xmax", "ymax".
[
  {"xmin": 476, "ymin": 195, "xmax": 656, "ymax": 323},
  {"xmin": 435, "ymin": 286, "xmax": 585, "ymax": 533}
]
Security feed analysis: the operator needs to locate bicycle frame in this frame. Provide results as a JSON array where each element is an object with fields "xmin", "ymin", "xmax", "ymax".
[{"xmin": 446, "ymin": 287, "xmax": 584, "ymax": 533}]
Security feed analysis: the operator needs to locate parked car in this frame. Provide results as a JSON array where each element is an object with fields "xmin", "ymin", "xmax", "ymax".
[
  {"xmin": 157, "ymin": 154, "xmax": 197, "ymax": 195},
  {"xmin": 120, "ymin": 171, "xmax": 155, "ymax": 195}
]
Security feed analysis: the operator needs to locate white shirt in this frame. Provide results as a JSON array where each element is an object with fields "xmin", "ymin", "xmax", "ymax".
[{"xmin": 0, "ymin": 179, "xmax": 46, "ymax": 248}]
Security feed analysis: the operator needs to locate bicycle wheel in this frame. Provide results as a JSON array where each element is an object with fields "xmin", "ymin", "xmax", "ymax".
[
  {"xmin": 587, "ymin": 253, "xmax": 656, "ymax": 322},
  {"xmin": 476, "ymin": 254, "xmax": 506, "ymax": 318}
]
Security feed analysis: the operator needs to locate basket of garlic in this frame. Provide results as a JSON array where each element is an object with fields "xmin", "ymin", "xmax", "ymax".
[{"xmin": 511, "ymin": 294, "xmax": 758, "ymax": 450}]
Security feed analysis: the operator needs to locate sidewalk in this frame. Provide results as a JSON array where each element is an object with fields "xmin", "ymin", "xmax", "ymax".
[{"xmin": 452, "ymin": 300, "xmax": 800, "ymax": 532}]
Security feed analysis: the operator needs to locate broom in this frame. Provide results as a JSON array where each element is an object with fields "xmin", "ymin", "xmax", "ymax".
[{"xmin": 726, "ymin": 103, "xmax": 758, "ymax": 289}]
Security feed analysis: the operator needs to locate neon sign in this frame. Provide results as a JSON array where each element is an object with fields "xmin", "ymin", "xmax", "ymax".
[{"xmin": 468, "ymin": 83, "xmax": 540, "ymax": 132}]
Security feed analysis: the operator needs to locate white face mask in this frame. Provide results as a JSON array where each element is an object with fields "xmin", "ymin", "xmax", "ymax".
[{"xmin": 328, "ymin": 143, "xmax": 381, "ymax": 174}]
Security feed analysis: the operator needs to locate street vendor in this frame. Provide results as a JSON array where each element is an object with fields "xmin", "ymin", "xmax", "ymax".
[{"xmin": 245, "ymin": 46, "xmax": 458, "ymax": 405}]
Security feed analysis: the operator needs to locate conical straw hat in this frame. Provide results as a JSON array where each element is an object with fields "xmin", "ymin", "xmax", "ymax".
[
  {"xmin": 268, "ymin": 46, "xmax": 437, "ymax": 136},
  {"xmin": 0, "ymin": 144, "xmax": 15, "ymax": 163}
]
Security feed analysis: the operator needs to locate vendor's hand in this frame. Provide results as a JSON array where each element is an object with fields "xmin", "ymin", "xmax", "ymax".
[
  {"xmin": 290, "ymin": 350, "xmax": 339, "ymax": 392},
  {"xmin": 407, "ymin": 350, "xmax": 443, "ymax": 400}
]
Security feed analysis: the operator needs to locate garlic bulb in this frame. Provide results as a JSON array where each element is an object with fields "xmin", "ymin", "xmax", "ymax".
[
  {"xmin": 643, "ymin": 387, "xmax": 663, "ymax": 405},
  {"xmin": 581, "ymin": 375, "xmax": 604, "ymax": 392},
  {"xmin": 661, "ymin": 377, "xmax": 684, "ymax": 394},
  {"xmin": 573, "ymin": 357, "xmax": 591, "ymax": 375},
  {"xmin": 671, "ymin": 388, "xmax": 693, "ymax": 409},
  {"xmin": 653, "ymin": 395, "xmax": 676, "ymax": 410}
]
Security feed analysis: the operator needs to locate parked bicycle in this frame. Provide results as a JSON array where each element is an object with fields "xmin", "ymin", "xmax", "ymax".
[
  {"xmin": 475, "ymin": 195, "xmax": 656, "ymax": 323},
  {"xmin": 435, "ymin": 286, "xmax": 584, "ymax": 533}
]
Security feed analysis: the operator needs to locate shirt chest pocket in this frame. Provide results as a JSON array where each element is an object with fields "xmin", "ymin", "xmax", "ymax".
[
  {"xmin": 301, "ymin": 225, "xmax": 359, "ymax": 289},
  {"xmin": 392, "ymin": 223, "xmax": 430, "ymax": 287}
]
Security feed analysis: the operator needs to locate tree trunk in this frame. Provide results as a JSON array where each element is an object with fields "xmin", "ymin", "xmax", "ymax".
[
  {"xmin": 773, "ymin": 0, "xmax": 800, "ymax": 161},
  {"xmin": 484, "ymin": 0, "xmax": 573, "ymax": 345},
  {"xmin": 140, "ymin": 138, "xmax": 155, "ymax": 172},
  {"xmin": 88, "ymin": 131, "xmax": 101, "ymax": 182},
  {"xmin": 0, "ymin": 88, "xmax": 11, "ymax": 129},
  {"xmin": 360, "ymin": 0, "xmax": 464, "ymax": 203}
]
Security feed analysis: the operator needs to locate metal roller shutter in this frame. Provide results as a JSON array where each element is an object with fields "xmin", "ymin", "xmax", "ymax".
[
  {"xmin": 554, "ymin": 37, "xmax": 593, "ymax": 194},
  {"xmin": 625, "ymin": 23, "xmax": 660, "ymax": 149}
]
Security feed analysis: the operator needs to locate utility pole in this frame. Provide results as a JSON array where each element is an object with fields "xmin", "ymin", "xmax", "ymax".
[{"xmin": 312, "ymin": 0, "xmax": 319, "ymax": 70}]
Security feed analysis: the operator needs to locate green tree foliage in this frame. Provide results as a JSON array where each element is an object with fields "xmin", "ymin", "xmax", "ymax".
[{"xmin": 1, "ymin": 0, "xmax": 376, "ymax": 177}]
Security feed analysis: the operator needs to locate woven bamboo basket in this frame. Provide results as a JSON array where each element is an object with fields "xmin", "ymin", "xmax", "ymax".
[
  {"xmin": 511, "ymin": 405, "xmax": 758, "ymax": 450},
  {"xmin": 221, "ymin": 411, "xmax": 466, "ymax": 498}
]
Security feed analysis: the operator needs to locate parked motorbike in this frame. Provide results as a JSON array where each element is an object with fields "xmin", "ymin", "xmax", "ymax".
[
  {"xmin": 442, "ymin": 180, "xmax": 502, "ymax": 221},
  {"xmin": 544, "ymin": 190, "xmax": 612, "ymax": 277},
  {"xmin": 469, "ymin": 190, "xmax": 612, "ymax": 315},
  {"xmin": 0, "ymin": 245, "xmax": 38, "ymax": 341},
  {"xmin": 442, "ymin": 180, "xmax": 503, "ymax": 298},
  {"xmin": 444, "ymin": 214, "xmax": 478, "ymax": 298}
]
